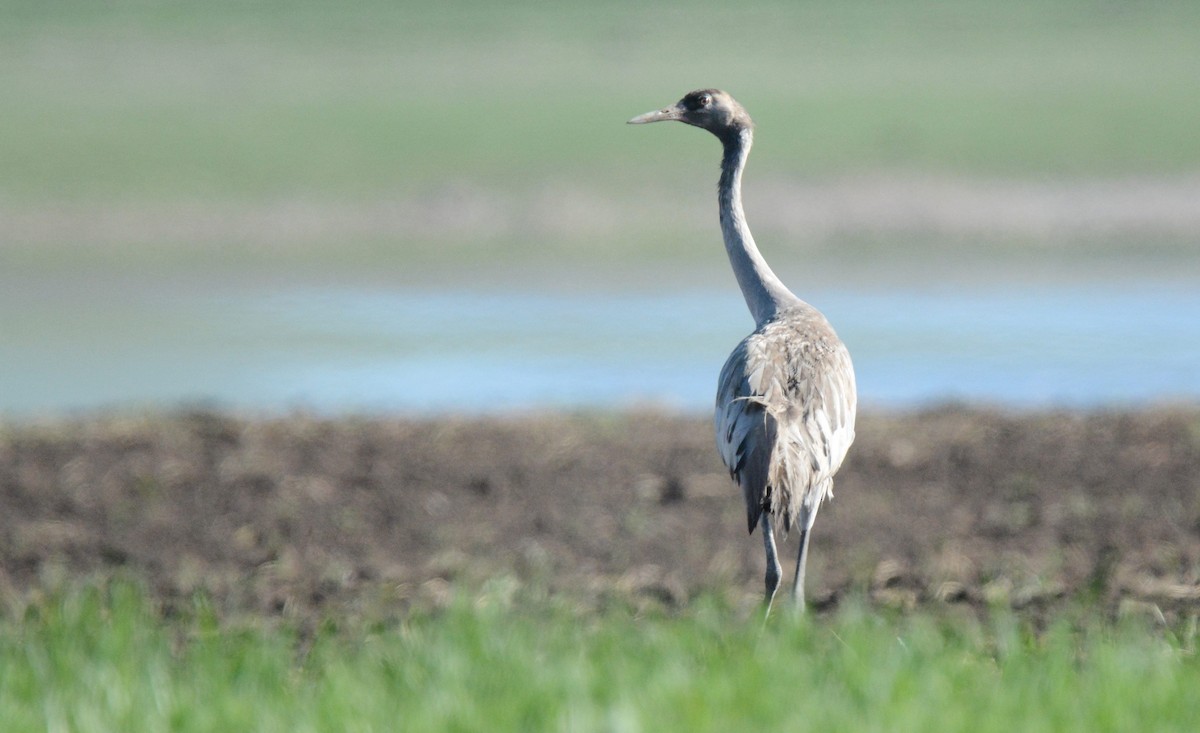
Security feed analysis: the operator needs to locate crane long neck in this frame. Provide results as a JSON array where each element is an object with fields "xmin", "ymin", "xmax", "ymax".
[{"xmin": 719, "ymin": 128, "xmax": 795, "ymax": 326}]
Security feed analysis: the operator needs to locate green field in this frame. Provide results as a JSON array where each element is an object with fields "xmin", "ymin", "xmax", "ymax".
[
  {"xmin": 4, "ymin": 0, "xmax": 1199, "ymax": 203},
  {"xmin": 4, "ymin": 0, "xmax": 1199, "ymax": 281},
  {"xmin": 3, "ymin": 582, "xmax": 1198, "ymax": 732}
]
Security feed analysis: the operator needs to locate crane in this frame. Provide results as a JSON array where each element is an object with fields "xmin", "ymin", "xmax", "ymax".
[{"xmin": 629, "ymin": 89, "xmax": 857, "ymax": 615}]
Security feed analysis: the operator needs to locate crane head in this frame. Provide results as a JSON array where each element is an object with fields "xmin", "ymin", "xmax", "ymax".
[{"xmin": 627, "ymin": 89, "xmax": 753, "ymax": 140}]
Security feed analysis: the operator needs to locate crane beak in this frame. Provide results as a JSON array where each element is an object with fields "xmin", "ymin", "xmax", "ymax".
[{"xmin": 627, "ymin": 104, "xmax": 683, "ymax": 124}]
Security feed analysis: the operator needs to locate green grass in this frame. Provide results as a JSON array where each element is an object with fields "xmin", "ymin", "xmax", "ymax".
[
  {"xmin": 2, "ymin": 0, "xmax": 1199, "ymax": 201},
  {"xmin": 3, "ymin": 581, "xmax": 1198, "ymax": 732}
]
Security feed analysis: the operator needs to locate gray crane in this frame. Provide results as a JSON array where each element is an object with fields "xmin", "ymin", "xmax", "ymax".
[{"xmin": 629, "ymin": 90, "xmax": 857, "ymax": 615}]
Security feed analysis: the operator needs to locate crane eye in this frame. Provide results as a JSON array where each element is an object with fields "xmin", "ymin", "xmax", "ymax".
[{"xmin": 684, "ymin": 92, "xmax": 713, "ymax": 111}]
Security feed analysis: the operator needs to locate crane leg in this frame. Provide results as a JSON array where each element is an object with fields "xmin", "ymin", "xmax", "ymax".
[
  {"xmin": 761, "ymin": 514, "xmax": 782, "ymax": 617},
  {"xmin": 790, "ymin": 526, "xmax": 812, "ymax": 611}
]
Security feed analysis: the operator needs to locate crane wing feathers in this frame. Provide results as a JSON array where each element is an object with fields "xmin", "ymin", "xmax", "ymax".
[
  {"xmin": 716, "ymin": 360, "xmax": 776, "ymax": 532},
  {"xmin": 714, "ymin": 310, "xmax": 857, "ymax": 535}
]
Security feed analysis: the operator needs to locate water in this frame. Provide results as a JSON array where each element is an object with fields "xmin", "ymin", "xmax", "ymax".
[{"xmin": 3, "ymin": 281, "xmax": 1198, "ymax": 416}]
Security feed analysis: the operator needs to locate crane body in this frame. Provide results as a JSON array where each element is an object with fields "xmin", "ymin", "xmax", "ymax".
[{"xmin": 630, "ymin": 90, "xmax": 857, "ymax": 614}]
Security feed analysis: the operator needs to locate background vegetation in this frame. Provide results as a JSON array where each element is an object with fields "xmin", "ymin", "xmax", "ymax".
[
  {"xmin": 3, "ymin": 582, "xmax": 1199, "ymax": 732},
  {"xmin": 4, "ymin": 0, "xmax": 1199, "ymax": 276}
]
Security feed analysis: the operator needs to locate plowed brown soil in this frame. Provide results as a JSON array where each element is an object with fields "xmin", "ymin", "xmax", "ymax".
[{"xmin": 2, "ymin": 408, "xmax": 1198, "ymax": 621}]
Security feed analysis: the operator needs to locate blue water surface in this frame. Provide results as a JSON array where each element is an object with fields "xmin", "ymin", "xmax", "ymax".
[{"xmin": 2, "ymin": 282, "xmax": 1198, "ymax": 416}]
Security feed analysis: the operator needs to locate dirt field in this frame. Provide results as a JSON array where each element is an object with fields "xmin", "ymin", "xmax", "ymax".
[{"xmin": 2, "ymin": 407, "xmax": 1198, "ymax": 621}]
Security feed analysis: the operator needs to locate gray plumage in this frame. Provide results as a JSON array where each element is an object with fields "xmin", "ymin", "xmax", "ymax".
[{"xmin": 630, "ymin": 90, "xmax": 857, "ymax": 614}]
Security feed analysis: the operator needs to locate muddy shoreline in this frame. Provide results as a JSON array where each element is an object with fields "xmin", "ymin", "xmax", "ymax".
[{"xmin": 2, "ymin": 407, "xmax": 1198, "ymax": 620}]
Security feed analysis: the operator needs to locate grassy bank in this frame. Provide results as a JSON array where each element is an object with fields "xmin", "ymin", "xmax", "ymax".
[
  {"xmin": 3, "ymin": 408, "xmax": 1197, "ymax": 727},
  {"xmin": 2, "ymin": 581, "xmax": 1197, "ymax": 732},
  {"xmin": 3, "ymin": 1, "xmax": 1199, "ymax": 203},
  {"xmin": 4, "ymin": 1, "xmax": 1199, "ymax": 287}
]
